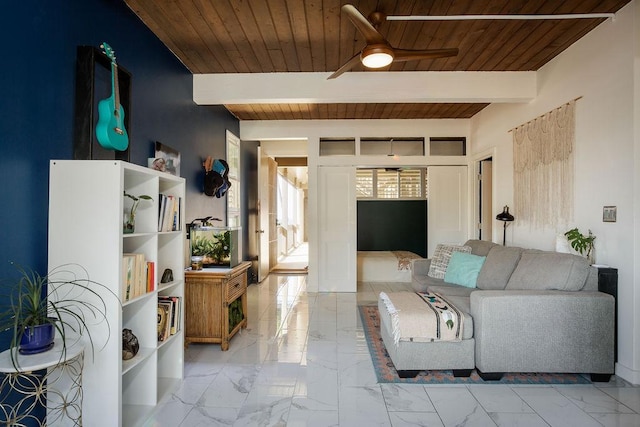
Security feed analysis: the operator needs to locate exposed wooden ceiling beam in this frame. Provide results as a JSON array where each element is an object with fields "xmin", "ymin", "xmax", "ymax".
[{"xmin": 193, "ymin": 71, "xmax": 536, "ymax": 105}]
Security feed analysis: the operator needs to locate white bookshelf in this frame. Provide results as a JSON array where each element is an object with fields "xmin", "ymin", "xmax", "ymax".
[{"xmin": 48, "ymin": 160, "xmax": 185, "ymax": 427}]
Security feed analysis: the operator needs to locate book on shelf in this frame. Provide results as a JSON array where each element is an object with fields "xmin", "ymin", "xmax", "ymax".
[
  {"xmin": 157, "ymin": 303, "xmax": 171, "ymax": 342},
  {"xmin": 122, "ymin": 253, "xmax": 148, "ymax": 301},
  {"xmin": 158, "ymin": 296, "xmax": 181, "ymax": 335},
  {"xmin": 147, "ymin": 261, "xmax": 155, "ymax": 292},
  {"xmin": 158, "ymin": 194, "xmax": 182, "ymax": 232}
]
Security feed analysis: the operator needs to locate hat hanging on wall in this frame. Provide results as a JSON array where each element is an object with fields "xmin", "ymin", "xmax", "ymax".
[{"xmin": 203, "ymin": 157, "xmax": 231, "ymax": 197}]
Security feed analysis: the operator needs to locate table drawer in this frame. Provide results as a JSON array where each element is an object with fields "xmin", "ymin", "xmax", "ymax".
[{"xmin": 226, "ymin": 274, "xmax": 246, "ymax": 301}]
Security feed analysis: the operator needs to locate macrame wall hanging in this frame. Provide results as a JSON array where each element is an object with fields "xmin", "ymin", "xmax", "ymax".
[{"xmin": 512, "ymin": 99, "xmax": 578, "ymax": 228}]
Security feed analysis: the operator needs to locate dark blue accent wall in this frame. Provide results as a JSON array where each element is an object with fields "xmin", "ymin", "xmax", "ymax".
[{"xmin": 0, "ymin": 0, "xmax": 238, "ymax": 349}]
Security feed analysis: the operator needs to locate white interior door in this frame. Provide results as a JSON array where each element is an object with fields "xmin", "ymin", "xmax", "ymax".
[
  {"xmin": 317, "ymin": 166, "xmax": 356, "ymax": 292},
  {"xmin": 257, "ymin": 147, "xmax": 270, "ymax": 282},
  {"xmin": 427, "ymin": 166, "xmax": 469, "ymax": 257}
]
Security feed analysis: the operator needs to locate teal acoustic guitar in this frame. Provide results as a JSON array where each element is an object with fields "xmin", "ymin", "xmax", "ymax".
[{"xmin": 96, "ymin": 42, "xmax": 129, "ymax": 151}]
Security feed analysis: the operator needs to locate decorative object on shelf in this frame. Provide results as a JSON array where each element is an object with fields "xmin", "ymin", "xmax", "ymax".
[
  {"xmin": 603, "ymin": 206, "xmax": 617, "ymax": 223},
  {"xmin": 123, "ymin": 191, "xmax": 153, "ymax": 234},
  {"xmin": 191, "ymin": 256, "xmax": 203, "ymax": 271},
  {"xmin": 496, "ymin": 206, "xmax": 515, "ymax": 246},
  {"xmin": 202, "ymin": 157, "xmax": 231, "ymax": 198},
  {"xmin": 95, "ymin": 42, "xmax": 129, "ymax": 151},
  {"xmin": 154, "ymin": 141, "xmax": 180, "ymax": 176},
  {"xmin": 0, "ymin": 263, "xmax": 114, "ymax": 369},
  {"xmin": 122, "ymin": 328, "xmax": 139, "ymax": 360},
  {"xmin": 161, "ymin": 268, "xmax": 173, "ymax": 283},
  {"xmin": 564, "ymin": 227, "xmax": 596, "ymax": 264}
]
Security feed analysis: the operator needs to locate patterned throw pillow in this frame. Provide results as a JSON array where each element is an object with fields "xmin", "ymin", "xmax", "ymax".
[{"xmin": 428, "ymin": 244, "xmax": 472, "ymax": 279}]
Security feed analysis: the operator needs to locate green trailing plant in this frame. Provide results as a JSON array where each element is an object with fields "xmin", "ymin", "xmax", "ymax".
[
  {"xmin": 0, "ymin": 263, "xmax": 117, "ymax": 369},
  {"xmin": 123, "ymin": 191, "xmax": 153, "ymax": 222},
  {"xmin": 564, "ymin": 228, "xmax": 595, "ymax": 258}
]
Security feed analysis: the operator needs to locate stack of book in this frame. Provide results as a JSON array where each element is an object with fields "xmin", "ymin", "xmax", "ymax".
[
  {"xmin": 122, "ymin": 254, "xmax": 154, "ymax": 301},
  {"xmin": 158, "ymin": 194, "xmax": 182, "ymax": 232},
  {"xmin": 157, "ymin": 296, "xmax": 181, "ymax": 342}
]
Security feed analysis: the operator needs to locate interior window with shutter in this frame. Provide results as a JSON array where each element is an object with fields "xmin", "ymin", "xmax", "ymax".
[
  {"xmin": 356, "ymin": 169, "xmax": 373, "ymax": 198},
  {"xmin": 356, "ymin": 168, "xmax": 427, "ymax": 200},
  {"xmin": 377, "ymin": 170, "xmax": 399, "ymax": 198}
]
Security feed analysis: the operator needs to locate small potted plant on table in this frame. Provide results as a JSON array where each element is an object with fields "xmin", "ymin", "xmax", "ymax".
[{"xmin": 0, "ymin": 263, "xmax": 114, "ymax": 369}]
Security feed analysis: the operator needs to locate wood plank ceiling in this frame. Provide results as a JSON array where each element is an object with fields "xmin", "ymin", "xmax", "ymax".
[{"xmin": 124, "ymin": 0, "xmax": 632, "ymax": 120}]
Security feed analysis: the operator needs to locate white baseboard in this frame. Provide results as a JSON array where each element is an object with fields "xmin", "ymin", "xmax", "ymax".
[{"xmin": 615, "ymin": 362, "xmax": 640, "ymax": 385}]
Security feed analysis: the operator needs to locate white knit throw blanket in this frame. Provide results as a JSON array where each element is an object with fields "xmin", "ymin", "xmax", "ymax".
[{"xmin": 379, "ymin": 291, "xmax": 464, "ymax": 347}]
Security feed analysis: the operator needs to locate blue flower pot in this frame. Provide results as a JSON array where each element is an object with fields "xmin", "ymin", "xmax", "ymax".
[{"xmin": 19, "ymin": 323, "xmax": 56, "ymax": 355}]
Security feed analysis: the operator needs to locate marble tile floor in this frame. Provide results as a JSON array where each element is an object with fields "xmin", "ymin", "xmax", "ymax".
[{"xmin": 146, "ymin": 275, "xmax": 640, "ymax": 427}]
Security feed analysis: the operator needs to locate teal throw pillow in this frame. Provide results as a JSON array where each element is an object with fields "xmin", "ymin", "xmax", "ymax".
[{"xmin": 444, "ymin": 252, "xmax": 486, "ymax": 288}]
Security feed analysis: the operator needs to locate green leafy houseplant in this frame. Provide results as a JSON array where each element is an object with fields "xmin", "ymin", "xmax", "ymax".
[
  {"xmin": 123, "ymin": 191, "xmax": 153, "ymax": 233},
  {"xmin": 564, "ymin": 228, "xmax": 596, "ymax": 260},
  {"xmin": 0, "ymin": 263, "xmax": 115, "ymax": 369}
]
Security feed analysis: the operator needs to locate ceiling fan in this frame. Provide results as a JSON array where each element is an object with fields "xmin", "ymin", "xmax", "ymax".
[{"xmin": 328, "ymin": 4, "xmax": 459, "ymax": 79}]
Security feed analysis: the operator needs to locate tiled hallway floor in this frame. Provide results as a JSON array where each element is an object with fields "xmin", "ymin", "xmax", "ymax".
[{"xmin": 146, "ymin": 275, "xmax": 640, "ymax": 426}]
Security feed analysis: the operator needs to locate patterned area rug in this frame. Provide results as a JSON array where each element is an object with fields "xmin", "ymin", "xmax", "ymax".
[{"xmin": 358, "ymin": 305, "xmax": 592, "ymax": 385}]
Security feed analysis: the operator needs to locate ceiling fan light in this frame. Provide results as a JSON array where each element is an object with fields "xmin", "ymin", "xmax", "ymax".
[{"xmin": 361, "ymin": 45, "xmax": 394, "ymax": 68}]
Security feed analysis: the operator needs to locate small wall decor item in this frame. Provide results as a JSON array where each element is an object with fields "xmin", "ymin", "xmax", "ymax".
[
  {"xmin": 153, "ymin": 141, "xmax": 181, "ymax": 176},
  {"xmin": 203, "ymin": 156, "xmax": 231, "ymax": 197},
  {"xmin": 122, "ymin": 328, "xmax": 139, "ymax": 360},
  {"xmin": 95, "ymin": 43, "xmax": 129, "ymax": 151},
  {"xmin": 603, "ymin": 206, "xmax": 617, "ymax": 222},
  {"xmin": 73, "ymin": 44, "xmax": 131, "ymax": 161}
]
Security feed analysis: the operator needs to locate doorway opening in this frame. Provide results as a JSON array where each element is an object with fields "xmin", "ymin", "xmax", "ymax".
[
  {"xmin": 477, "ymin": 157, "xmax": 493, "ymax": 241},
  {"xmin": 272, "ymin": 164, "xmax": 308, "ymax": 273}
]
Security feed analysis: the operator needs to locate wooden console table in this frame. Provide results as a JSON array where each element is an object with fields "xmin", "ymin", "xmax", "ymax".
[{"xmin": 185, "ymin": 262, "xmax": 251, "ymax": 350}]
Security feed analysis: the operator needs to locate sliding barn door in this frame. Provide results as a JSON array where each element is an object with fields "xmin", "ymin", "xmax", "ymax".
[{"xmin": 427, "ymin": 166, "xmax": 468, "ymax": 257}]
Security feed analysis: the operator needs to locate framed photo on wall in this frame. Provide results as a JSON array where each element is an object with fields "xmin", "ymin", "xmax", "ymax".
[{"xmin": 603, "ymin": 206, "xmax": 617, "ymax": 222}]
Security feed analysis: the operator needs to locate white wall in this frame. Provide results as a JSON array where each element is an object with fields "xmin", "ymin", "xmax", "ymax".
[{"xmin": 470, "ymin": 1, "xmax": 639, "ymax": 384}]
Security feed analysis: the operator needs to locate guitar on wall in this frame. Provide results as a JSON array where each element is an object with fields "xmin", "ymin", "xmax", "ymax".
[{"xmin": 95, "ymin": 42, "xmax": 129, "ymax": 151}]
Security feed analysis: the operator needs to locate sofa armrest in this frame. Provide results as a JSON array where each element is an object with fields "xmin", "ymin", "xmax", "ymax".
[
  {"xmin": 411, "ymin": 258, "xmax": 431, "ymax": 277},
  {"xmin": 470, "ymin": 290, "xmax": 614, "ymax": 374}
]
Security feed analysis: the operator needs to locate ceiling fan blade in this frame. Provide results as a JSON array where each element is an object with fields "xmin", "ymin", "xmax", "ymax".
[
  {"xmin": 392, "ymin": 48, "xmax": 459, "ymax": 63},
  {"xmin": 342, "ymin": 4, "xmax": 386, "ymax": 44},
  {"xmin": 327, "ymin": 52, "xmax": 361, "ymax": 79}
]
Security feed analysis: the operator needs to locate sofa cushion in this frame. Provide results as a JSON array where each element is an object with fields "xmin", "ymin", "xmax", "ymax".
[
  {"xmin": 464, "ymin": 239, "xmax": 498, "ymax": 257},
  {"xmin": 506, "ymin": 250, "xmax": 590, "ymax": 291},
  {"xmin": 428, "ymin": 244, "xmax": 471, "ymax": 279},
  {"xmin": 444, "ymin": 252, "xmax": 486, "ymax": 288},
  {"xmin": 476, "ymin": 245, "xmax": 523, "ymax": 290}
]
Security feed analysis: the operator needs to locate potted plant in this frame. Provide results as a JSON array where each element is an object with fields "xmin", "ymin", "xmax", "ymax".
[
  {"xmin": 564, "ymin": 227, "xmax": 596, "ymax": 263},
  {"xmin": 0, "ymin": 263, "xmax": 115, "ymax": 369},
  {"xmin": 123, "ymin": 191, "xmax": 153, "ymax": 234}
]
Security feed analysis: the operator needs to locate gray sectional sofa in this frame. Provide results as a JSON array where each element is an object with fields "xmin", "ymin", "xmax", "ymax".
[{"xmin": 378, "ymin": 239, "xmax": 615, "ymax": 381}]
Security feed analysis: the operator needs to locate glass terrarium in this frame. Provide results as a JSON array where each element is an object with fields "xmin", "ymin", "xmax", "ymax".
[{"xmin": 189, "ymin": 226, "xmax": 240, "ymax": 268}]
